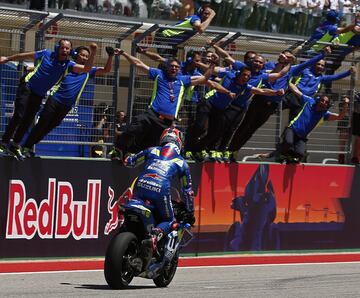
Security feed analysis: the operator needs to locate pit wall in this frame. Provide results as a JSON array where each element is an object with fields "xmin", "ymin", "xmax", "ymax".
[{"xmin": 1, "ymin": 158, "xmax": 359, "ymax": 259}]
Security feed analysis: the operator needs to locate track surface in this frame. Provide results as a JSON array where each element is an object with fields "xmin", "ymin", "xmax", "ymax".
[{"xmin": 1, "ymin": 262, "xmax": 360, "ymax": 297}]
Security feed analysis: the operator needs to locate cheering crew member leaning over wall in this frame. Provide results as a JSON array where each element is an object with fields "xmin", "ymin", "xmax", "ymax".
[
  {"xmin": 0, "ymin": 39, "xmax": 96, "ymax": 160},
  {"xmin": 20, "ymin": 45, "xmax": 116, "ymax": 158},
  {"xmin": 155, "ymin": 4, "xmax": 216, "ymax": 56},
  {"xmin": 226, "ymin": 47, "xmax": 334, "ymax": 161},
  {"xmin": 110, "ymin": 48, "xmax": 215, "ymax": 162},
  {"xmin": 278, "ymin": 82, "xmax": 349, "ymax": 164}
]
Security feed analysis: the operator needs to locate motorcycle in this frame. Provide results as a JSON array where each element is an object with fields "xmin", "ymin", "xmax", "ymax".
[{"xmin": 104, "ymin": 187, "xmax": 193, "ymax": 289}]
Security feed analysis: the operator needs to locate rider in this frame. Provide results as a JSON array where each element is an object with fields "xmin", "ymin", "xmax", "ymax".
[{"xmin": 124, "ymin": 127, "xmax": 195, "ymax": 272}]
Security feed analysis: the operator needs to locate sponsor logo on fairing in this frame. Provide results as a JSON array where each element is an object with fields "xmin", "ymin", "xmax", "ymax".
[{"xmin": 6, "ymin": 179, "xmax": 101, "ymax": 240}]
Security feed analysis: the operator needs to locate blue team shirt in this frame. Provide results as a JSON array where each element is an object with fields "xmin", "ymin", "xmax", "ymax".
[
  {"xmin": 295, "ymin": 68, "xmax": 351, "ymax": 97},
  {"xmin": 161, "ymin": 14, "xmax": 201, "ymax": 43},
  {"xmin": 148, "ymin": 68, "xmax": 191, "ymax": 118},
  {"xmin": 25, "ymin": 49, "xmax": 74, "ymax": 97},
  {"xmin": 51, "ymin": 66, "xmax": 97, "ymax": 108},
  {"xmin": 290, "ymin": 95, "xmax": 330, "ymax": 138},
  {"xmin": 263, "ymin": 52, "xmax": 326, "ymax": 102},
  {"xmin": 180, "ymin": 61, "xmax": 202, "ymax": 102},
  {"xmin": 308, "ymin": 21, "xmax": 338, "ymax": 42},
  {"xmin": 208, "ymin": 71, "xmax": 254, "ymax": 110},
  {"xmin": 335, "ymin": 34, "xmax": 360, "ymax": 56}
]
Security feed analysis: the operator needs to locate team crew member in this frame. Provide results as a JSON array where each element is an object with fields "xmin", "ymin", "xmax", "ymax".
[
  {"xmin": 227, "ymin": 47, "xmax": 336, "ymax": 159},
  {"xmin": 189, "ymin": 63, "xmax": 289, "ymax": 162},
  {"xmin": 124, "ymin": 127, "xmax": 195, "ymax": 275},
  {"xmin": 137, "ymin": 48, "xmax": 203, "ymax": 102},
  {"xmin": 0, "ymin": 39, "xmax": 96, "ymax": 159},
  {"xmin": 155, "ymin": 5, "xmax": 216, "ymax": 56},
  {"xmin": 217, "ymin": 69, "xmax": 285, "ymax": 162},
  {"xmin": 278, "ymin": 83, "xmax": 349, "ymax": 163},
  {"xmin": 285, "ymin": 59, "xmax": 354, "ymax": 121},
  {"xmin": 21, "ymin": 45, "xmax": 114, "ymax": 158},
  {"xmin": 184, "ymin": 53, "xmax": 264, "ymax": 160},
  {"xmin": 111, "ymin": 48, "xmax": 213, "ymax": 160},
  {"xmin": 322, "ymin": 22, "xmax": 360, "ymax": 92},
  {"xmin": 296, "ymin": 10, "xmax": 356, "ymax": 54}
]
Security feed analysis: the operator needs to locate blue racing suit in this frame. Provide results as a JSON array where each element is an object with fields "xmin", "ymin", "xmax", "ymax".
[{"xmin": 124, "ymin": 143, "xmax": 194, "ymax": 235}]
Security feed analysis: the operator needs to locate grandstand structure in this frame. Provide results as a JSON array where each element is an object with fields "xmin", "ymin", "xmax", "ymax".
[{"xmin": 0, "ymin": 6, "xmax": 359, "ymax": 162}]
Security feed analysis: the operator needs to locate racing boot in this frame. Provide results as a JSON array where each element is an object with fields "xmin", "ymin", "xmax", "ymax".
[
  {"xmin": 8, "ymin": 143, "xmax": 25, "ymax": 161},
  {"xmin": 22, "ymin": 147, "xmax": 36, "ymax": 158},
  {"xmin": 107, "ymin": 147, "xmax": 123, "ymax": 161},
  {"xmin": 0, "ymin": 142, "xmax": 8, "ymax": 157},
  {"xmin": 222, "ymin": 151, "xmax": 231, "ymax": 163},
  {"xmin": 185, "ymin": 151, "xmax": 195, "ymax": 161}
]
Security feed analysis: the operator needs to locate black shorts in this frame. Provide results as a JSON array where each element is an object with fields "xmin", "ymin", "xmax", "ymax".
[{"xmin": 352, "ymin": 112, "xmax": 360, "ymax": 136}]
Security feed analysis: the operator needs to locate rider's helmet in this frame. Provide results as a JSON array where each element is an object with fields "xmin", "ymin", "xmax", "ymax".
[{"xmin": 160, "ymin": 127, "xmax": 183, "ymax": 150}]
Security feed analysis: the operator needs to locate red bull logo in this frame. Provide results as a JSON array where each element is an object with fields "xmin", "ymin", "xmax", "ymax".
[
  {"xmin": 6, "ymin": 179, "xmax": 101, "ymax": 240},
  {"xmin": 104, "ymin": 186, "xmax": 119, "ymax": 235}
]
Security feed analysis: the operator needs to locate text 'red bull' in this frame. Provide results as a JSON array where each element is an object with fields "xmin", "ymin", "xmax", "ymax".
[{"xmin": 6, "ymin": 179, "xmax": 101, "ymax": 240}]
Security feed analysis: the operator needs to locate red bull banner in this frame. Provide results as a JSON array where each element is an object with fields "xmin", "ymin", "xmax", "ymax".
[{"xmin": 0, "ymin": 158, "xmax": 359, "ymax": 258}]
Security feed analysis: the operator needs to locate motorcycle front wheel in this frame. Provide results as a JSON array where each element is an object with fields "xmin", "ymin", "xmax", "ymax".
[
  {"xmin": 153, "ymin": 252, "xmax": 179, "ymax": 287},
  {"xmin": 104, "ymin": 232, "xmax": 139, "ymax": 289}
]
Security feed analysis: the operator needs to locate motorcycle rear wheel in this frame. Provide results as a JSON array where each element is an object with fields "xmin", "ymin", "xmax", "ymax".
[
  {"xmin": 153, "ymin": 253, "xmax": 179, "ymax": 287},
  {"xmin": 104, "ymin": 232, "xmax": 139, "ymax": 289}
]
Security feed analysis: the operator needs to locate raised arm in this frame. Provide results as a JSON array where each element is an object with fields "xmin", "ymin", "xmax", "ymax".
[
  {"xmin": 123, "ymin": 149, "xmax": 147, "ymax": 168},
  {"xmin": 206, "ymin": 80, "xmax": 236, "ymax": 98},
  {"xmin": 115, "ymin": 48, "xmax": 150, "ymax": 74},
  {"xmin": 0, "ymin": 51, "xmax": 36, "ymax": 64},
  {"xmin": 288, "ymin": 82, "xmax": 303, "ymax": 98},
  {"xmin": 328, "ymin": 96, "xmax": 350, "ymax": 120},
  {"xmin": 193, "ymin": 8, "xmax": 216, "ymax": 34},
  {"xmin": 322, "ymin": 66, "xmax": 355, "ymax": 82},
  {"xmin": 336, "ymin": 22, "xmax": 356, "ymax": 35},
  {"xmin": 95, "ymin": 46, "xmax": 115, "ymax": 76},
  {"xmin": 291, "ymin": 47, "xmax": 330, "ymax": 76},
  {"xmin": 137, "ymin": 47, "xmax": 166, "ymax": 63},
  {"xmin": 190, "ymin": 62, "xmax": 215, "ymax": 86},
  {"xmin": 251, "ymin": 87, "xmax": 285, "ymax": 97},
  {"xmin": 268, "ymin": 63, "xmax": 291, "ymax": 82}
]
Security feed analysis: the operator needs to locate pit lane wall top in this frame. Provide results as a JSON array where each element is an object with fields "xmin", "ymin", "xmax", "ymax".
[{"xmin": 0, "ymin": 158, "xmax": 359, "ymax": 258}]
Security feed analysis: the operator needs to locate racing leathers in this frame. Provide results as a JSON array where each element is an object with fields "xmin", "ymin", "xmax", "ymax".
[{"xmin": 124, "ymin": 142, "xmax": 195, "ymax": 235}]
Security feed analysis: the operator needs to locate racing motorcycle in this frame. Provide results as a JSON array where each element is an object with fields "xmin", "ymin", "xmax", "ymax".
[{"xmin": 104, "ymin": 187, "xmax": 193, "ymax": 289}]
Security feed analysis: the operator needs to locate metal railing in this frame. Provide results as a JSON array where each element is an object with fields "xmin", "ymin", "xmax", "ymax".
[{"xmin": 0, "ymin": 6, "xmax": 359, "ymax": 162}]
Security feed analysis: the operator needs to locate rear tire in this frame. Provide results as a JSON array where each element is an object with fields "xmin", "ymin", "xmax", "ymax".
[
  {"xmin": 153, "ymin": 253, "xmax": 179, "ymax": 287},
  {"xmin": 104, "ymin": 232, "xmax": 138, "ymax": 289}
]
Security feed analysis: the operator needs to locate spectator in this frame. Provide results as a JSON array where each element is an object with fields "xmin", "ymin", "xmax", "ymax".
[
  {"xmin": 337, "ymin": 97, "xmax": 351, "ymax": 164},
  {"xmin": 92, "ymin": 102, "xmax": 113, "ymax": 158},
  {"xmin": 278, "ymin": 83, "xmax": 349, "ymax": 164},
  {"xmin": 20, "ymin": 44, "xmax": 115, "ymax": 158},
  {"xmin": 295, "ymin": 0, "xmax": 309, "ymax": 36},
  {"xmin": 306, "ymin": 0, "xmax": 324, "ymax": 35},
  {"xmin": 350, "ymin": 92, "xmax": 360, "ymax": 164},
  {"xmin": 151, "ymin": 0, "xmax": 183, "ymax": 19},
  {"xmin": 115, "ymin": 110, "xmax": 127, "ymax": 137},
  {"xmin": 0, "ymin": 39, "xmax": 94, "ymax": 160}
]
